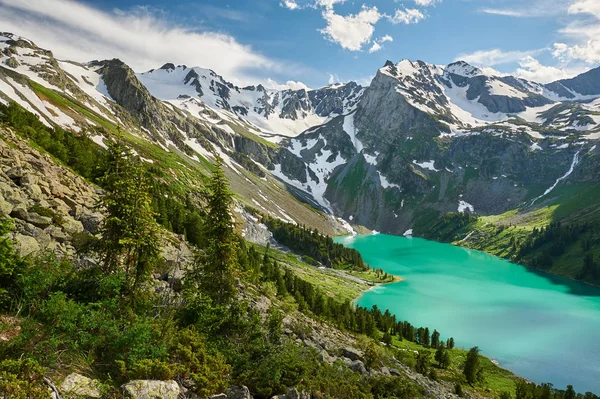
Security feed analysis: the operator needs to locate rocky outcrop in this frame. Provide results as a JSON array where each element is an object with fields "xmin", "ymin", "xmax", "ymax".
[
  {"xmin": 0, "ymin": 127, "xmax": 193, "ymax": 271},
  {"xmin": 546, "ymin": 65, "xmax": 600, "ymax": 98},
  {"xmin": 60, "ymin": 373, "xmax": 103, "ymax": 398},
  {"xmin": 121, "ymin": 380, "xmax": 180, "ymax": 399},
  {"xmin": 0, "ymin": 128, "xmax": 99, "ymax": 258}
]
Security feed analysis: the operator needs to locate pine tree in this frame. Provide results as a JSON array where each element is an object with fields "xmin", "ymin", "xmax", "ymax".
[
  {"xmin": 447, "ymin": 337, "xmax": 455, "ymax": 349},
  {"xmin": 200, "ymin": 155, "xmax": 238, "ymax": 305},
  {"xmin": 431, "ymin": 329, "xmax": 440, "ymax": 348},
  {"xmin": 415, "ymin": 350, "xmax": 430, "ymax": 375},
  {"xmin": 565, "ymin": 385, "xmax": 576, "ymax": 399},
  {"xmin": 98, "ymin": 131, "xmax": 161, "ymax": 300},
  {"xmin": 463, "ymin": 346, "xmax": 483, "ymax": 385}
]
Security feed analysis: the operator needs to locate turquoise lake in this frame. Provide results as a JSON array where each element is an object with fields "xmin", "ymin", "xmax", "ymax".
[{"xmin": 334, "ymin": 234, "xmax": 600, "ymax": 394}]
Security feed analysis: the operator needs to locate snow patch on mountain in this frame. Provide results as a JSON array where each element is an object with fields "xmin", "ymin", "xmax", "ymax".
[
  {"xmin": 342, "ymin": 112, "xmax": 364, "ymax": 153},
  {"xmin": 458, "ymin": 200, "xmax": 475, "ymax": 213},
  {"xmin": 413, "ymin": 160, "xmax": 440, "ymax": 172}
]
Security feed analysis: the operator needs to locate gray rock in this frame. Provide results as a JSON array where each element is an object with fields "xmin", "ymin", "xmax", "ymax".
[
  {"xmin": 14, "ymin": 234, "xmax": 40, "ymax": 257},
  {"xmin": 60, "ymin": 218, "xmax": 84, "ymax": 234},
  {"xmin": 121, "ymin": 380, "xmax": 180, "ymax": 399},
  {"xmin": 60, "ymin": 373, "xmax": 103, "ymax": 398},
  {"xmin": 350, "ymin": 360, "xmax": 368, "ymax": 375},
  {"xmin": 25, "ymin": 212, "xmax": 52, "ymax": 228},
  {"xmin": 5, "ymin": 56, "xmax": 20, "ymax": 68},
  {"xmin": 342, "ymin": 347, "xmax": 363, "ymax": 361},
  {"xmin": 0, "ymin": 197, "xmax": 12, "ymax": 216},
  {"xmin": 225, "ymin": 385, "xmax": 253, "ymax": 399},
  {"xmin": 389, "ymin": 368, "xmax": 402, "ymax": 376},
  {"xmin": 80, "ymin": 212, "xmax": 103, "ymax": 234},
  {"xmin": 209, "ymin": 395, "xmax": 228, "ymax": 399},
  {"xmin": 10, "ymin": 204, "xmax": 28, "ymax": 221},
  {"xmin": 44, "ymin": 225, "xmax": 69, "ymax": 242}
]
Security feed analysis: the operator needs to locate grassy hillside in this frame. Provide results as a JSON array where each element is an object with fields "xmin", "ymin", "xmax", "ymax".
[{"xmin": 419, "ymin": 182, "xmax": 600, "ymax": 286}]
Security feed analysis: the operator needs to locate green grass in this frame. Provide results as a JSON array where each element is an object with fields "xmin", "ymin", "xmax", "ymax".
[
  {"xmin": 29, "ymin": 81, "xmax": 118, "ymax": 134},
  {"xmin": 389, "ymin": 336, "xmax": 518, "ymax": 398},
  {"xmin": 254, "ymin": 243, "xmax": 390, "ymax": 303},
  {"xmin": 225, "ymin": 121, "xmax": 279, "ymax": 149}
]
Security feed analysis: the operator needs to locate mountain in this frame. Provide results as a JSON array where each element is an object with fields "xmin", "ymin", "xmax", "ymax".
[
  {"xmin": 1, "ymin": 31, "xmax": 600, "ymax": 285},
  {"xmin": 137, "ymin": 63, "xmax": 364, "ymax": 141}
]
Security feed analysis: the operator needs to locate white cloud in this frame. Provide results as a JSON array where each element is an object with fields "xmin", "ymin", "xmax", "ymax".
[
  {"xmin": 387, "ymin": 8, "xmax": 426, "ymax": 25},
  {"xmin": 368, "ymin": 35, "xmax": 393, "ymax": 54},
  {"xmin": 515, "ymin": 56, "xmax": 586, "ymax": 83},
  {"xmin": 553, "ymin": 40, "xmax": 600, "ymax": 64},
  {"xmin": 266, "ymin": 78, "xmax": 310, "ymax": 91},
  {"xmin": 414, "ymin": 0, "xmax": 441, "ymax": 6},
  {"xmin": 455, "ymin": 48, "xmax": 542, "ymax": 66},
  {"xmin": 281, "ymin": 0, "xmax": 346, "ymax": 11},
  {"xmin": 281, "ymin": 0, "xmax": 300, "ymax": 10},
  {"xmin": 368, "ymin": 42, "xmax": 382, "ymax": 53},
  {"xmin": 319, "ymin": 6, "xmax": 382, "ymax": 51},
  {"xmin": 478, "ymin": 0, "xmax": 569, "ymax": 18},
  {"xmin": 0, "ymin": 0, "xmax": 291, "ymax": 86},
  {"xmin": 315, "ymin": 0, "xmax": 346, "ymax": 9},
  {"xmin": 568, "ymin": 0, "xmax": 600, "ymax": 19},
  {"xmin": 479, "ymin": 8, "xmax": 527, "ymax": 17},
  {"xmin": 328, "ymin": 73, "xmax": 339, "ymax": 85}
]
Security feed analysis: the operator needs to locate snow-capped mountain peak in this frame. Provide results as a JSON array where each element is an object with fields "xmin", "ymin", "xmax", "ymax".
[{"xmin": 138, "ymin": 64, "xmax": 364, "ymax": 141}]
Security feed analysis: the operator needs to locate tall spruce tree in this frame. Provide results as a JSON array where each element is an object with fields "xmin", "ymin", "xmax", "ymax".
[
  {"xmin": 200, "ymin": 155, "xmax": 238, "ymax": 304},
  {"xmin": 463, "ymin": 346, "xmax": 484, "ymax": 385},
  {"xmin": 98, "ymin": 131, "xmax": 161, "ymax": 299}
]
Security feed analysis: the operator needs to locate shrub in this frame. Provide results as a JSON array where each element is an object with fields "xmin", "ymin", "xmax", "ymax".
[{"xmin": 0, "ymin": 358, "xmax": 48, "ymax": 399}]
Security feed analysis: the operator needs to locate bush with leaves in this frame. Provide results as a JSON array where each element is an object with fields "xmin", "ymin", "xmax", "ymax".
[{"xmin": 0, "ymin": 359, "xmax": 48, "ymax": 399}]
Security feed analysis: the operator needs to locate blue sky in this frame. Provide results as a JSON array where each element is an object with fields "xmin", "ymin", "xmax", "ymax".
[{"xmin": 1, "ymin": 0, "xmax": 599, "ymax": 88}]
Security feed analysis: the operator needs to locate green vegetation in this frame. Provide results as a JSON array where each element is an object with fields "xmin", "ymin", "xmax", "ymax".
[
  {"xmin": 421, "ymin": 198, "xmax": 600, "ymax": 286},
  {"xmin": 263, "ymin": 215, "xmax": 368, "ymax": 270},
  {"xmin": 1, "ymin": 100, "xmax": 597, "ymax": 398}
]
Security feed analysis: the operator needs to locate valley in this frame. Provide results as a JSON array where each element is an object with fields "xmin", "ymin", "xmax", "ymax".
[{"xmin": 1, "ymin": 28, "xmax": 600, "ymax": 399}]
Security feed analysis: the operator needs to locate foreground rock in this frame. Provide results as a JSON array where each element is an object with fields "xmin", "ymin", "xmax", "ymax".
[
  {"xmin": 60, "ymin": 373, "xmax": 102, "ymax": 398},
  {"xmin": 121, "ymin": 380, "xmax": 180, "ymax": 399}
]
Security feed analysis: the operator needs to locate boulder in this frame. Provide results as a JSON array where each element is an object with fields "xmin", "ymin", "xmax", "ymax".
[
  {"xmin": 209, "ymin": 395, "xmax": 227, "ymax": 399},
  {"xmin": 225, "ymin": 386, "xmax": 253, "ymax": 399},
  {"xmin": 80, "ymin": 212, "xmax": 103, "ymax": 234},
  {"xmin": 60, "ymin": 373, "xmax": 103, "ymax": 398},
  {"xmin": 121, "ymin": 380, "xmax": 180, "ymax": 399},
  {"xmin": 342, "ymin": 347, "xmax": 363, "ymax": 361},
  {"xmin": 350, "ymin": 360, "xmax": 368, "ymax": 375},
  {"xmin": 10, "ymin": 204, "xmax": 29, "ymax": 221},
  {"xmin": 25, "ymin": 212, "xmax": 52, "ymax": 228},
  {"xmin": 60, "ymin": 217, "xmax": 84, "ymax": 234},
  {"xmin": 14, "ymin": 234, "xmax": 40, "ymax": 257},
  {"xmin": 389, "ymin": 368, "xmax": 401, "ymax": 376},
  {"xmin": 0, "ymin": 197, "xmax": 12, "ymax": 216}
]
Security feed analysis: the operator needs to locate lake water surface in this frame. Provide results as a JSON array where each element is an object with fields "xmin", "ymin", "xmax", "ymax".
[{"xmin": 334, "ymin": 234, "xmax": 600, "ymax": 394}]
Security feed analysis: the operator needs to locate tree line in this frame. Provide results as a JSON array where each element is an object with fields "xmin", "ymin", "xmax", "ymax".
[{"xmin": 262, "ymin": 215, "xmax": 368, "ymax": 271}]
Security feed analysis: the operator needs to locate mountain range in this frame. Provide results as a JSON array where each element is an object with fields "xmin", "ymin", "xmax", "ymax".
[{"xmin": 1, "ymin": 31, "xmax": 599, "ymax": 284}]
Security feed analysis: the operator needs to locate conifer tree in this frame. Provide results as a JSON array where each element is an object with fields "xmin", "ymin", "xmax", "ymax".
[
  {"xmin": 98, "ymin": 130, "xmax": 161, "ymax": 300},
  {"xmin": 431, "ymin": 329, "xmax": 440, "ymax": 348},
  {"xmin": 200, "ymin": 155, "xmax": 238, "ymax": 304},
  {"xmin": 463, "ymin": 346, "xmax": 484, "ymax": 385}
]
